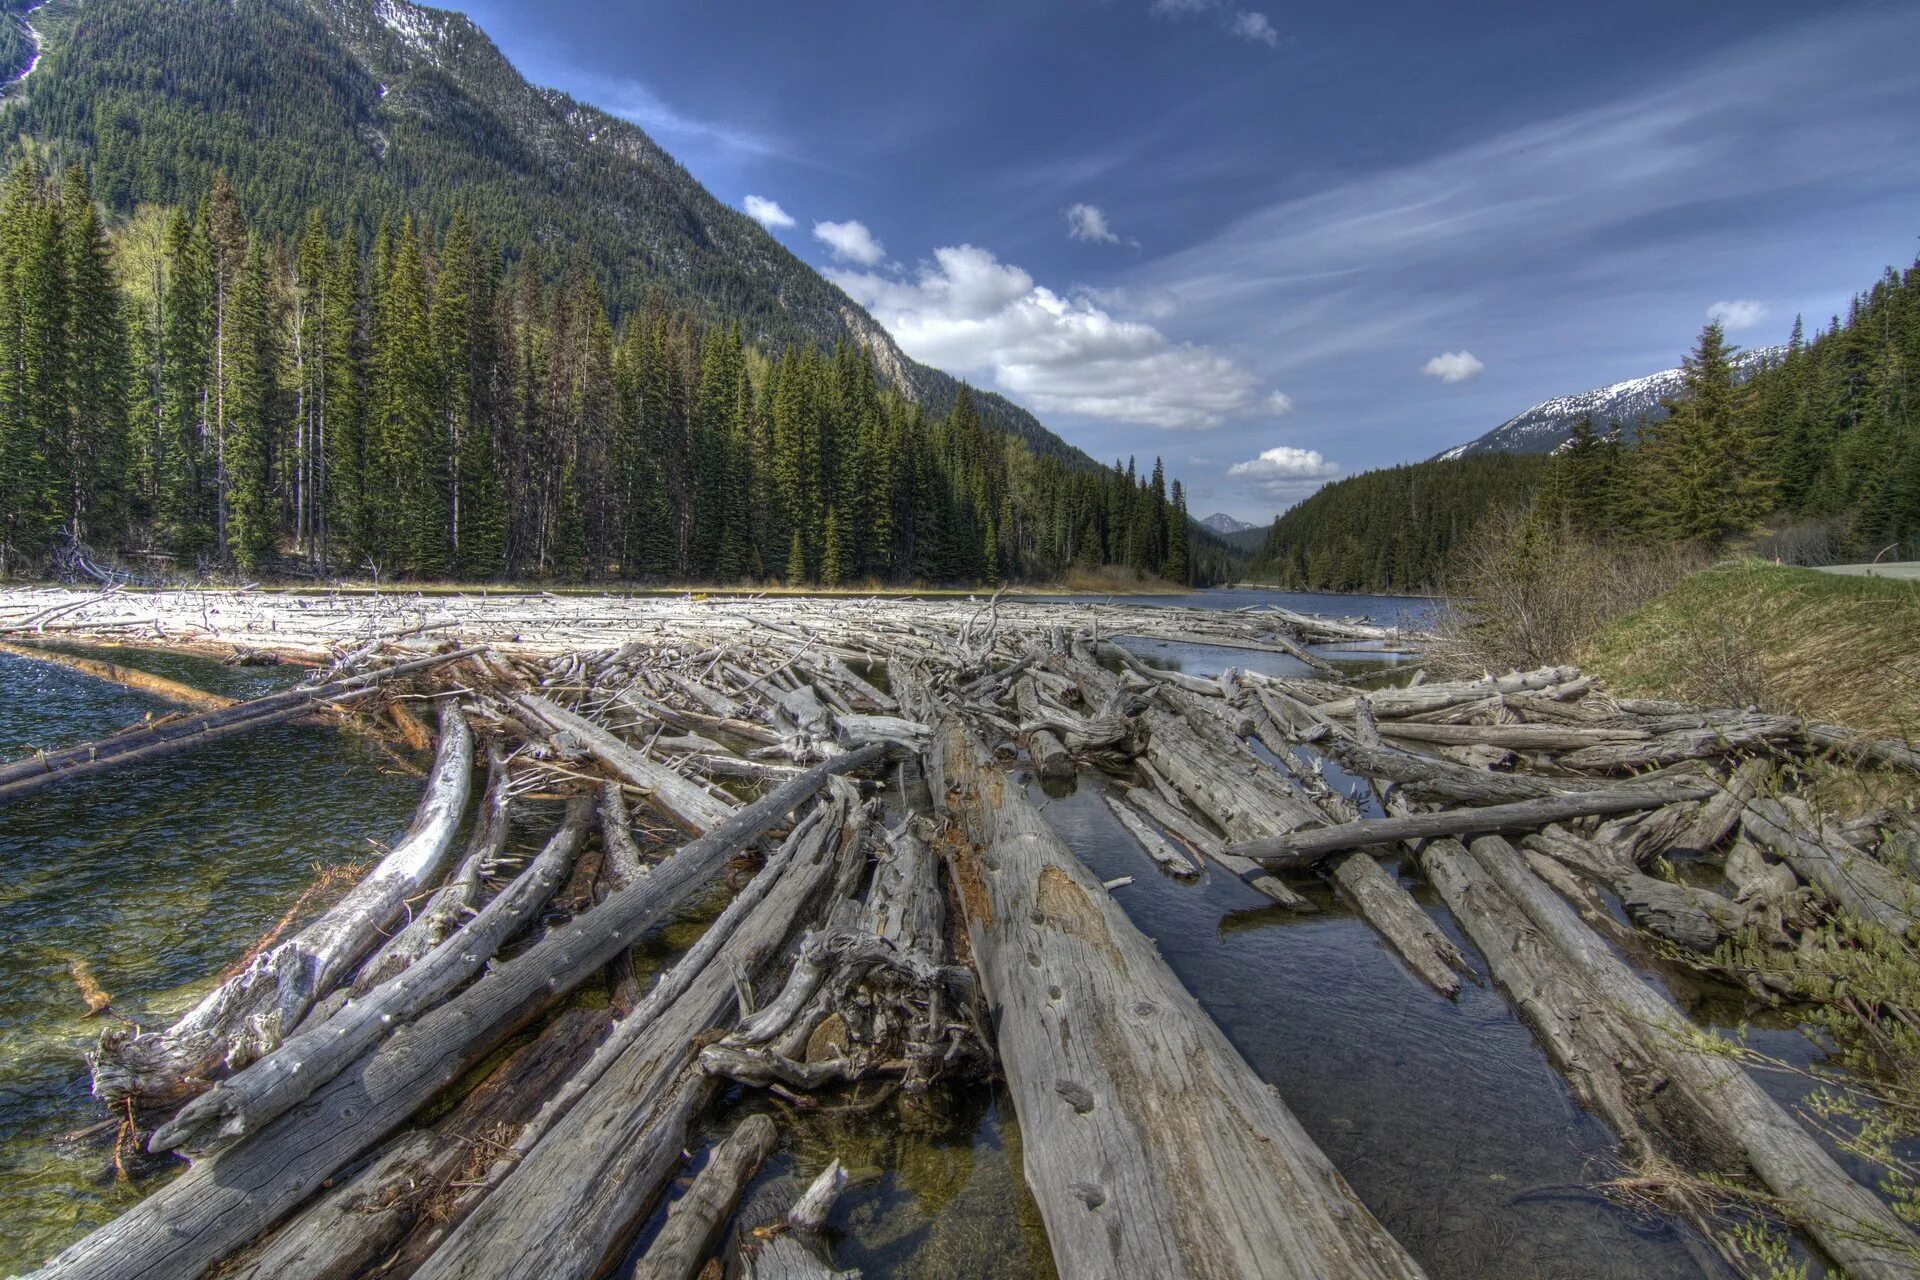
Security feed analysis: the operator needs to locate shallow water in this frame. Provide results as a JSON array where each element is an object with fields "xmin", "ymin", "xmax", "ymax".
[{"xmin": 0, "ymin": 647, "xmax": 425, "ymax": 1273}]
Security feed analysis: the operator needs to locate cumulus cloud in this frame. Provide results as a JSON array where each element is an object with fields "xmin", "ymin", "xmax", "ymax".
[
  {"xmin": 1065, "ymin": 202, "xmax": 1125, "ymax": 245},
  {"xmin": 1265, "ymin": 390, "xmax": 1296, "ymax": 414},
  {"xmin": 1229, "ymin": 12, "xmax": 1279, "ymax": 45},
  {"xmin": 742, "ymin": 195, "xmax": 795, "ymax": 231},
  {"xmin": 1421, "ymin": 350, "xmax": 1486, "ymax": 383},
  {"xmin": 1707, "ymin": 299, "xmax": 1770, "ymax": 331},
  {"xmin": 1227, "ymin": 447, "xmax": 1342, "ymax": 502},
  {"xmin": 829, "ymin": 243, "xmax": 1274, "ymax": 429},
  {"xmin": 813, "ymin": 219, "xmax": 887, "ymax": 266}
]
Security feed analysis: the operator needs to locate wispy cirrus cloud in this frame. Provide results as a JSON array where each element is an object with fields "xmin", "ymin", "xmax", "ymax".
[{"xmin": 1151, "ymin": 0, "xmax": 1281, "ymax": 48}]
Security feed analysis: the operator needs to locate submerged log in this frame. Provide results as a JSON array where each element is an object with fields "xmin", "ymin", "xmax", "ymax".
[
  {"xmin": 927, "ymin": 703, "xmax": 1428, "ymax": 1280},
  {"xmin": 1226, "ymin": 783, "xmax": 1718, "ymax": 871},
  {"xmin": 1329, "ymin": 852, "xmax": 1468, "ymax": 996},
  {"xmin": 1103, "ymin": 792, "xmax": 1198, "ymax": 878},
  {"xmin": 33, "ymin": 744, "xmax": 893, "ymax": 1280},
  {"xmin": 90, "ymin": 702, "xmax": 476, "ymax": 1112},
  {"xmin": 0, "ymin": 639, "xmax": 236, "ymax": 710}
]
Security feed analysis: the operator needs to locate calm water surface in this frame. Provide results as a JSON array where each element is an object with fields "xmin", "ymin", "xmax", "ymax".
[{"xmin": 0, "ymin": 592, "xmax": 1797, "ymax": 1277}]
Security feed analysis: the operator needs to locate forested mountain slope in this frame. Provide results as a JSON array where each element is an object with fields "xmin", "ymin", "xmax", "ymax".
[{"xmin": 4, "ymin": 0, "xmax": 1091, "ymax": 466}]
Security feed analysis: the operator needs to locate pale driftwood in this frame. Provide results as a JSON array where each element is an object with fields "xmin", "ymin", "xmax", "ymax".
[
  {"xmin": 90, "ymin": 702, "xmax": 476, "ymax": 1111},
  {"xmin": 1523, "ymin": 826, "xmax": 1749, "ymax": 951},
  {"xmin": 1742, "ymin": 798, "xmax": 1920, "ymax": 937},
  {"xmin": 521, "ymin": 694, "xmax": 736, "ymax": 833},
  {"xmin": 1227, "ymin": 783, "xmax": 1718, "ymax": 871},
  {"xmin": 33, "ymin": 745, "xmax": 891, "ymax": 1280},
  {"xmin": 1724, "ymin": 838, "xmax": 1799, "ymax": 903},
  {"xmin": 1306, "ymin": 723, "xmax": 1581, "ymax": 806},
  {"xmin": 1014, "ymin": 676, "xmax": 1075, "ymax": 780},
  {"xmin": 1103, "ymin": 792, "xmax": 1198, "ymax": 878},
  {"xmin": 630, "ymin": 1114, "xmax": 779, "ymax": 1280},
  {"xmin": 731, "ymin": 1168, "xmax": 860, "ymax": 1280},
  {"xmin": 1461, "ymin": 832, "xmax": 1920, "ymax": 1280},
  {"xmin": 1376, "ymin": 721, "xmax": 1645, "ymax": 751},
  {"xmin": 1330, "ymin": 853, "xmax": 1468, "ymax": 997},
  {"xmin": 149, "ymin": 798, "xmax": 594, "ymax": 1157},
  {"xmin": 1557, "ymin": 717, "xmax": 1801, "ymax": 771},
  {"xmin": 407, "ymin": 790, "xmax": 860, "ymax": 1280},
  {"xmin": 351, "ymin": 747, "xmax": 515, "ymax": 996},
  {"xmin": 1311, "ymin": 667, "xmax": 1580, "ymax": 720},
  {"xmin": 1802, "ymin": 722, "xmax": 1920, "ymax": 775},
  {"xmin": 928, "ymin": 704, "xmax": 1427, "ymax": 1280}
]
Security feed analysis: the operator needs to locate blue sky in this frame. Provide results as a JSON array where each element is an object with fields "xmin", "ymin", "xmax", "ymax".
[{"xmin": 452, "ymin": 0, "xmax": 1920, "ymax": 521}]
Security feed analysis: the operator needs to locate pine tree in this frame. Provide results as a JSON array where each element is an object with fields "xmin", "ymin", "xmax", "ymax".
[
  {"xmin": 1166, "ymin": 480, "xmax": 1191, "ymax": 584},
  {"xmin": 158, "ymin": 207, "xmax": 214, "ymax": 558},
  {"xmin": 785, "ymin": 527, "xmax": 807, "ymax": 585},
  {"xmin": 223, "ymin": 238, "xmax": 275, "ymax": 571},
  {"xmin": 60, "ymin": 167, "xmax": 131, "ymax": 546},
  {"xmin": 820, "ymin": 506, "xmax": 846, "ymax": 587}
]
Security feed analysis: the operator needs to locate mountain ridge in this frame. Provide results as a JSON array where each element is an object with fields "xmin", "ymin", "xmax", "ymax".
[
  {"xmin": 1435, "ymin": 344, "xmax": 1788, "ymax": 461},
  {"xmin": 8, "ymin": 0, "xmax": 1097, "ymax": 468}
]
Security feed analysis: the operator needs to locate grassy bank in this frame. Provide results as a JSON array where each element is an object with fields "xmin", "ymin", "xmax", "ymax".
[{"xmin": 1582, "ymin": 562, "xmax": 1920, "ymax": 740}]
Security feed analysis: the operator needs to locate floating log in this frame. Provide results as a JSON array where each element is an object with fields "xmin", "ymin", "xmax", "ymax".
[
  {"xmin": 926, "ymin": 701, "xmax": 1428, "ymax": 1280},
  {"xmin": 90, "ymin": 701, "xmax": 476, "ymax": 1112},
  {"xmin": 1103, "ymin": 791, "xmax": 1199, "ymax": 878},
  {"xmin": 149, "ymin": 798, "xmax": 594, "ymax": 1157},
  {"xmin": 631, "ymin": 1115, "xmax": 779, "ymax": 1280},
  {"xmin": 32, "ymin": 744, "xmax": 893, "ymax": 1280},
  {"xmin": 1226, "ymin": 783, "xmax": 1719, "ymax": 871},
  {"xmin": 1329, "ymin": 852, "xmax": 1468, "ymax": 996}
]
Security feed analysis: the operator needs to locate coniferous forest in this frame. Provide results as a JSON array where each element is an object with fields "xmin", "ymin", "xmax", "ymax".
[
  {"xmin": 1254, "ymin": 252, "xmax": 1920, "ymax": 592},
  {"xmin": 0, "ymin": 164, "xmax": 1213, "ymax": 586}
]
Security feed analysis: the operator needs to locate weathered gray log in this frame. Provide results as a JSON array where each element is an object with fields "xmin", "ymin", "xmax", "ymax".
[
  {"xmin": 1305, "ymin": 724, "xmax": 1582, "ymax": 805},
  {"xmin": 1014, "ymin": 676, "xmax": 1075, "ymax": 780},
  {"xmin": 1557, "ymin": 717, "xmax": 1800, "ymax": 771},
  {"xmin": 630, "ymin": 1114, "xmax": 779, "ymax": 1280},
  {"xmin": 1743, "ymin": 798, "xmax": 1920, "ymax": 937},
  {"xmin": 1522, "ymin": 826, "xmax": 1749, "ymax": 951},
  {"xmin": 1226, "ymin": 783, "xmax": 1718, "ymax": 871},
  {"xmin": 1802, "ymin": 722, "xmax": 1920, "ymax": 775},
  {"xmin": 149, "ymin": 798, "xmax": 595, "ymax": 1157},
  {"xmin": 217, "ymin": 1006, "xmax": 611, "ymax": 1280},
  {"xmin": 1462, "ymin": 831, "xmax": 1920, "ymax": 1279},
  {"xmin": 90, "ymin": 702, "xmax": 476, "ymax": 1111},
  {"xmin": 351, "ymin": 747, "xmax": 515, "ymax": 996},
  {"xmin": 1311, "ymin": 667, "xmax": 1579, "ymax": 720},
  {"xmin": 928, "ymin": 705, "xmax": 1428, "ymax": 1280},
  {"xmin": 1103, "ymin": 792, "xmax": 1198, "ymax": 878},
  {"xmin": 32, "ymin": 744, "xmax": 892, "ymax": 1280},
  {"xmin": 1376, "ymin": 721, "xmax": 1646, "ymax": 751},
  {"xmin": 1668, "ymin": 757, "xmax": 1774, "ymax": 857},
  {"xmin": 730, "ymin": 1167, "xmax": 861, "ymax": 1280},
  {"xmin": 408, "ymin": 791, "xmax": 860, "ymax": 1280},
  {"xmin": 521, "ymin": 694, "xmax": 737, "ymax": 833},
  {"xmin": 1724, "ymin": 838, "xmax": 1800, "ymax": 903},
  {"xmin": 1329, "ymin": 852, "xmax": 1468, "ymax": 996}
]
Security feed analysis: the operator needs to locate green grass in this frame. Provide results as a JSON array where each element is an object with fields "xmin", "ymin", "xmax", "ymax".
[{"xmin": 1582, "ymin": 560, "xmax": 1920, "ymax": 740}]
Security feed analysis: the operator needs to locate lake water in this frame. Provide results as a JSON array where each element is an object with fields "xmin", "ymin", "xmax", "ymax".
[{"xmin": 0, "ymin": 589, "xmax": 1798, "ymax": 1278}]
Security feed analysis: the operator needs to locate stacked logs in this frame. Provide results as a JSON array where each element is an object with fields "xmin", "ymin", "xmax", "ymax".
[{"xmin": 16, "ymin": 589, "xmax": 1920, "ymax": 1279}]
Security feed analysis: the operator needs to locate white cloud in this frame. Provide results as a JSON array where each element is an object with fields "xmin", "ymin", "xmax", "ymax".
[
  {"xmin": 742, "ymin": 195, "xmax": 795, "ymax": 231},
  {"xmin": 1421, "ymin": 351, "xmax": 1486, "ymax": 383},
  {"xmin": 813, "ymin": 219, "xmax": 887, "ymax": 266},
  {"xmin": 829, "ymin": 243, "xmax": 1275, "ymax": 429},
  {"xmin": 1707, "ymin": 299, "xmax": 1770, "ymax": 331},
  {"xmin": 1265, "ymin": 390, "xmax": 1296, "ymax": 414},
  {"xmin": 1229, "ymin": 12, "xmax": 1279, "ymax": 46},
  {"xmin": 1227, "ymin": 447, "xmax": 1342, "ymax": 502},
  {"xmin": 1151, "ymin": 1, "xmax": 1279, "ymax": 47},
  {"xmin": 1065, "ymin": 202, "xmax": 1124, "ymax": 245}
]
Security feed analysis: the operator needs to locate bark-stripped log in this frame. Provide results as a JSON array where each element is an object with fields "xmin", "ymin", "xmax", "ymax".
[
  {"xmin": 1103, "ymin": 792, "xmax": 1199, "ymax": 878},
  {"xmin": 631, "ymin": 1114, "xmax": 779, "ymax": 1280},
  {"xmin": 31, "ymin": 744, "xmax": 893, "ymax": 1280},
  {"xmin": 1329, "ymin": 852, "xmax": 1469, "ymax": 997},
  {"xmin": 149, "ymin": 798, "xmax": 594, "ymax": 1156},
  {"xmin": 90, "ymin": 701, "xmax": 476, "ymax": 1111},
  {"xmin": 1226, "ymin": 783, "xmax": 1718, "ymax": 870},
  {"xmin": 407, "ymin": 796, "xmax": 858, "ymax": 1280},
  {"xmin": 0, "ymin": 639, "xmax": 237, "ymax": 709},
  {"xmin": 520, "ymin": 694, "xmax": 737, "ymax": 833},
  {"xmin": 927, "ymin": 704, "xmax": 1428, "ymax": 1280},
  {"xmin": 1742, "ymin": 798, "xmax": 1920, "ymax": 937}
]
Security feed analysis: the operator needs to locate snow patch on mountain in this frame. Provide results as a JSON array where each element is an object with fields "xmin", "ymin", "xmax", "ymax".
[
  {"xmin": 1434, "ymin": 346, "xmax": 1787, "ymax": 461},
  {"xmin": 1200, "ymin": 512, "xmax": 1258, "ymax": 535}
]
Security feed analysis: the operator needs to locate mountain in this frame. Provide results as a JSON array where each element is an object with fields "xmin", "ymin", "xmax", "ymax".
[
  {"xmin": 1433, "ymin": 345, "xmax": 1788, "ymax": 461},
  {"xmin": 1200, "ymin": 512, "xmax": 1258, "ymax": 535},
  {"xmin": 4, "ymin": 0, "xmax": 1094, "ymax": 468}
]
